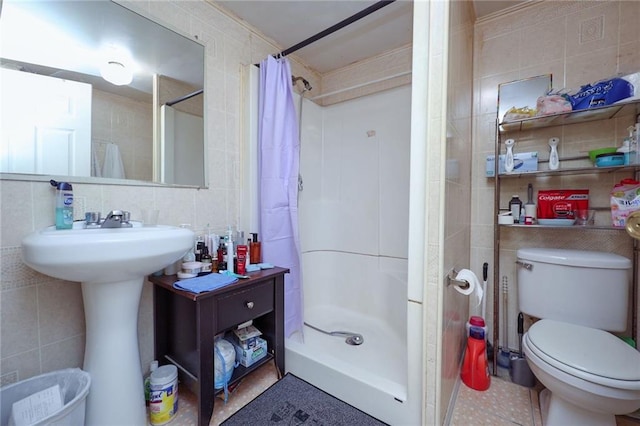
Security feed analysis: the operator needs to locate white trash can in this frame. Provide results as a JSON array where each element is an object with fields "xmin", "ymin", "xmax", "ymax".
[{"xmin": 0, "ymin": 368, "xmax": 91, "ymax": 426}]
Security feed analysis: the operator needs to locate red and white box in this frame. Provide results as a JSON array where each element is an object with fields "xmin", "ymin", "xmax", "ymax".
[{"xmin": 537, "ymin": 189, "xmax": 589, "ymax": 220}]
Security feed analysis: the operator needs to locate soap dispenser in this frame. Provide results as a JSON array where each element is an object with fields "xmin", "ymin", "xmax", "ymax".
[
  {"xmin": 50, "ymin": 180, "xmax": 74, "ymax": 229},
  {"xmin": 504, "ymin": 139, "xmax": 515, "ymax": 173},
  {"xmin": 548, "ymin": 137, "xmax": 560, "ymax": 170}
]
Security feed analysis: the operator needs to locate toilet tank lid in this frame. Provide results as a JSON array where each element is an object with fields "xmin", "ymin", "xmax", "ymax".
[{"xmin": 516, "ymin": 248, "xmax": 631, "ymax": 269}]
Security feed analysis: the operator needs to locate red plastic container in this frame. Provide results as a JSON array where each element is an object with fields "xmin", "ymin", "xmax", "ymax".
[{"xmin": 461, "ymin": 335, "xmax": 490, "ymax": 391}]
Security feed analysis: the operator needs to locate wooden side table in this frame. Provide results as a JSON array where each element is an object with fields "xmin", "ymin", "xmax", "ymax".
[{"xmin": 149, "ymin": 267, "xmax": 288, "ymax": 426}]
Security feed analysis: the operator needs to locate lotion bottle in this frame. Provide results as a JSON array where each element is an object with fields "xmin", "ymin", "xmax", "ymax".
[
  {"xmin": 250, "ymin": 233, "xmax": 261, "ymax": 264},
  {"xmin": 225, "ymin": 226, "xmax": 234, "ymax": 273}
]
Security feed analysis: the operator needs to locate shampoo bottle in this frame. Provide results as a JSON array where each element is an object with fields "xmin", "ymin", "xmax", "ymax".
[
  {"xmin": 250, "ymin": 233, "xmax": 261, "ymax": 264},
  {"xmin": 50, "ymin": 180, "xmax": 74, "ymax": 229}
]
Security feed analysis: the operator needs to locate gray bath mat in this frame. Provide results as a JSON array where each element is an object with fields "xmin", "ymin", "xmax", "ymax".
[{"xmin": 221, "ymin": 373, "xmax": 387, "ymax": 425}]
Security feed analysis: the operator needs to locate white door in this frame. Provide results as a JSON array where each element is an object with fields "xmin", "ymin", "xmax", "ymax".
[{"xmin": 0, "ymin": 68, "xmax": 92, "ymax": 176}]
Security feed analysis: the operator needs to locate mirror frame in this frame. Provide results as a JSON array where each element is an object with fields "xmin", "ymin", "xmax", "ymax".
[{"xmin": 0, "ymin": 1, "xmax": 208, "ymax": 189}]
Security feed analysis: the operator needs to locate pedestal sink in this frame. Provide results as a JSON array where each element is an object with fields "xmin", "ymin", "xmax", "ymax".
[{"xmin": 22, "ymin": 221, "xmax": 194, "ymax": 426}]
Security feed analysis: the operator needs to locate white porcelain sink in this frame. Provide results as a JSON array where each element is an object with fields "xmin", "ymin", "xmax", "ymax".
[
  {"xmin": 22, "ymin": 221, "xmax": 193, "ymax": 283},
  {"xmin": 22, "ymin": 221, "xmax": 194, "ymax": 426}
]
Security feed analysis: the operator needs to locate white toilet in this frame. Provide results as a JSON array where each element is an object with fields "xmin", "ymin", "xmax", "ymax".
[{"xmin": 516, "ymin": 248, "xmax": 640, "ymax": 426}]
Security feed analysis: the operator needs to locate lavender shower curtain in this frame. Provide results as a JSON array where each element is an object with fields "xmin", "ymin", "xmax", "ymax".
[{"xmin": 258, "ymin": 56, "xmax": 303, "ymax": 337}]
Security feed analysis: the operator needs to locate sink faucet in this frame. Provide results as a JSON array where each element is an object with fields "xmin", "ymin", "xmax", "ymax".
[{"xmin": 101, "ymin": 210, "xmax": 132, "ymax": 228}]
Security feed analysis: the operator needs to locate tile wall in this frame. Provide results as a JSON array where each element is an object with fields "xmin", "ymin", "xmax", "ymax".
[
  {"xmin": 471, "ymin": 1, "xmax": 640, "ymax": 350},
  {"xmin": 440, "ymin": 0, "xmax": 475, "ymax": 423}
]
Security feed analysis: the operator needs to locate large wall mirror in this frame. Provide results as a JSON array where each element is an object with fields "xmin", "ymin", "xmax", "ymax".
[{"xmin": 0, "ymin": 0, "xmax": 206, "ymax": 187}]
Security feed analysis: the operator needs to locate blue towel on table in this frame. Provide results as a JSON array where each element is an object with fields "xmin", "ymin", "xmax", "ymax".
[{"xmin": 173, "ymin": 273, "xmax": 238, "ymax": 294}]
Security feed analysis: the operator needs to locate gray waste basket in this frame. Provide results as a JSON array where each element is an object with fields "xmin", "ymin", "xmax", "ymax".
[{"xmin": 0, "ymin": 368, "xmax": 90, "ymax": 426}]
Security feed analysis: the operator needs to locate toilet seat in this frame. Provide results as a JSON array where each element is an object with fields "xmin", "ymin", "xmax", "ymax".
[{"xmin": 525, "ymin": 319, "xmax": 640, "ymax": 390}]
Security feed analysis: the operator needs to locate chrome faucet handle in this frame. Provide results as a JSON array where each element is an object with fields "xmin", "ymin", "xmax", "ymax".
[
  {"xmin": 101, "ymin": 210, "xmax": 126, "ymax": 228},
  {"xmin": 85, "ymin": 212, "xmax": 101, "ymax": 224},
  {"xmin": 121, "ymin": 211, "xmax": 132, "ymax": 227},
  {"xmin": 105, "ymin": 210, "xmax": 124, "ymax": 219},
  {"xmin": 84, "ymin": 212, "xmax": 102, "ymax": 229}
]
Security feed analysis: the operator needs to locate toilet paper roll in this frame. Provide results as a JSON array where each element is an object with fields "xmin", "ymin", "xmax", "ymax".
[
  {"xmin": 498, "ymin": 213, "xmax": 514, "ymax": 225},
  {"xmin": 454, "ymin": 269, "xmax": 484, "ymax": 307}
]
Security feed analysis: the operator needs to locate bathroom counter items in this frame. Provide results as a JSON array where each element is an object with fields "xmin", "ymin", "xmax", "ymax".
[{"xmin": 149, "ymin": 267, "xmax": 289, "ymax": 426}]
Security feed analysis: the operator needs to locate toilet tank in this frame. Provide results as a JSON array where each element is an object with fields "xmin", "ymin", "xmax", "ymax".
[{"xmin": 516, "ymin": 248, "xmax": 631, "ymax": 332}]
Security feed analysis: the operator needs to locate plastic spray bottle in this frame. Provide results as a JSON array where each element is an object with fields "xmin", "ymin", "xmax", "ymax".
[
  {"xmin": 50, "ymin": 180, "xmax": 74, "ymax": 229},
  {"xmin": 144, "ymin": 360, "xmax": 158, "ymax": 406}
]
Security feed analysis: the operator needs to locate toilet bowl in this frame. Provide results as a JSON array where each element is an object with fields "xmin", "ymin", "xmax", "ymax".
[
  {"xmin": 515, "ymin": 248, "xmax": 639, "ymax": 425},
  {"xmin": 523, "ymin": 319, "xmax": 640, "ymax": 426}
]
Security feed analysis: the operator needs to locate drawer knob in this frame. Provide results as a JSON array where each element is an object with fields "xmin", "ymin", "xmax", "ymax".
[{"xmin": 245, "ymin": 301, "xmax": 254, "ymax": 309}]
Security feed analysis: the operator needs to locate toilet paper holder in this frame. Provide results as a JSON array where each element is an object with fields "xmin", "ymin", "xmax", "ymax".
[{"xmin": 447, "ymin": 269, "xmax": 470, "ymax": 290}]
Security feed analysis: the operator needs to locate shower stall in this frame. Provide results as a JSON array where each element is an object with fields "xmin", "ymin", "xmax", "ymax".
[{"xmin": 243, "ymin": 64, "xmax": 417, "ymax": 424}]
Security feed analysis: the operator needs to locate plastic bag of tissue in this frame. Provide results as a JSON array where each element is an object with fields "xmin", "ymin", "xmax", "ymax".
[
  {"xmin": 214, "ymin": 338, "xmax": 238, "ymax": 403},
  {"xmin": 567, "ymin": 77, "xmax": 633, "ymax": 110},
  {"xmin": 535, "ymin": 93, "xmax": 572, "ymax": 116},
  {"xmin": 502, "ymin": 106, "xmax": 536, "ymax": 122}
]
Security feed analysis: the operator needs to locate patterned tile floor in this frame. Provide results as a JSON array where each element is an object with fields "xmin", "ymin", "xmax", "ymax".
[
  {"xmin": 157, "ymin": 362, "xmax": 640, "ymax": 426},
  {"xmin": 450, "ymin": 367, "xmax": 640, "ymax": 426},
  {"xmin": 162, "ymin": 360, "xmax": 279, "ymax": 425}
]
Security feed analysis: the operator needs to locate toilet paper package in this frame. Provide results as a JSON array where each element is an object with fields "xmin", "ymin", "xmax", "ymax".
[{"xmin": 610, "ymin": 179, "xmax": 640, "ymax": 227}]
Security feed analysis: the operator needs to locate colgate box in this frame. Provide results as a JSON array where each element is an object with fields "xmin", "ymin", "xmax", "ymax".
[{"xmin": 537, "ymin": 189, "xmax": 589, "ymax": 220}]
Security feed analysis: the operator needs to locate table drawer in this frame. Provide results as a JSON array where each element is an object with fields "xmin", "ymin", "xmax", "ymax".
[{"xmin": 216, "ymin": 281, "xmax": 274, "ymax": 330}]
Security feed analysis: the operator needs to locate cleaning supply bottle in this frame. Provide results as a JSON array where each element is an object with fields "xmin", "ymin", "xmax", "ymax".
[
  {"xmin": 504, "ymin": 139, "xmax": 515, "ymax": 173},
  {"xmin": 461, "ymin": 329, "xmax": 490, "ymax": 391},
  {"xmin": 548, "ymin": 137, "xmax": 560, "ymax": 170},
  {"xmin": 50, "ymin": 180, "xmax": 74, "ymax": 229}
]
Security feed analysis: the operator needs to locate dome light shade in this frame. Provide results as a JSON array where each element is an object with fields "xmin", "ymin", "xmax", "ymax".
[{"xmin": 100, "ymin": 61, "xmax": 132, "ymax": 86}]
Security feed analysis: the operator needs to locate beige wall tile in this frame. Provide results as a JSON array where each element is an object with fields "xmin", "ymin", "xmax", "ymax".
[
  {"xmin": 38, "ymin": 280, "xmax": 85, "ymax": 345},
  {"xmin": 0, "ymin": 349, "xmax": 40, "ymax": 386},
  {"xmin": 40, "ymin": 335, "xmax": 85, "ymax": 373},
  {"xmin": 1, "ymin": 287, "xmax": 39, "ymax": 359}
]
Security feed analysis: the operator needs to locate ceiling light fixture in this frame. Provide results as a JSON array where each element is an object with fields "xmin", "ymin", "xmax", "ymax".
[{"xmin": 100, "ymin": 60, "xmax": 133, "ymax": 86}]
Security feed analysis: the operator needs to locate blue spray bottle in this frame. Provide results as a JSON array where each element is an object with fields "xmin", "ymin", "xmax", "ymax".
[{"xmin": 50, "ymin": 180, "xmax": 74, "ymax": 229}]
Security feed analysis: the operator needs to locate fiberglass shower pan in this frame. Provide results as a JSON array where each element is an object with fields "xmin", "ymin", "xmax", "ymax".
[{"xmin": 284, "ymin": 85, "xmax": 414, "ymax": 425}]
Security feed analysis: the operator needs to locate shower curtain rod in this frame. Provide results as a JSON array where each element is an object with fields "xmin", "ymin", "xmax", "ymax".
[
  {"xmin": 276, "ymin": 0, "xmax": 396, "ymax": 58},
  {"xmin": 165, "ymin": 89, "xmax": 203, "ymax": 107}
]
